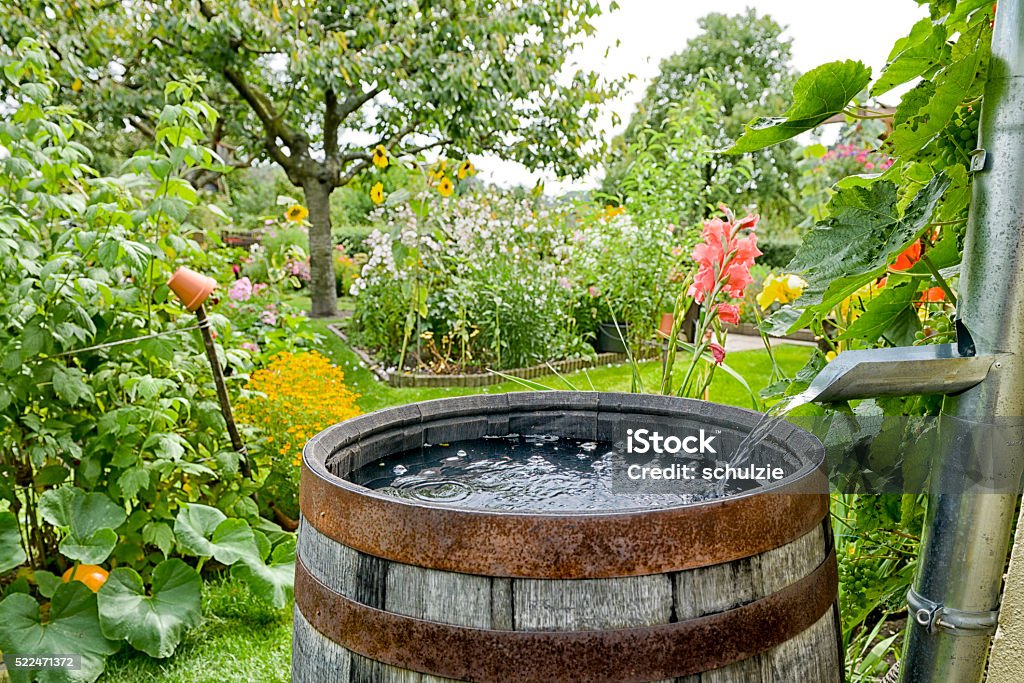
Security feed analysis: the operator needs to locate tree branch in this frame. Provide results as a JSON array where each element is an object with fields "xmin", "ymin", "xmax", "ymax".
[
  {"xmin": 337, "ymin": 86, "xmax": 382, "ymax": 121},
  {"xmin": 198, "ymin": 0, "xmax": 308, "ymax": 171},
  {"xmin": 398, "ymin": 137, "xmax": 453, "ymax": 158},
  {"xmin": 337, "ymin": 125, "xmax": 453, "ymax": 187},
  {"xmin": 338, "ymin": 159, "xmax": 372, "ymax": 187}
]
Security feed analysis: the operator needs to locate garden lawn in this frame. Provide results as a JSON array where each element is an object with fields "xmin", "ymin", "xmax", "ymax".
[
  {"xmin": 98, "ymin": 321, "xmax": 812, "ymax": 682},
  {"xmin": 100, "ymin": 578, "xmax": 293, "ymax": 683},
  {"xmin": 312, "ymin": 319, "xmax": 814, "ymax": 412}
]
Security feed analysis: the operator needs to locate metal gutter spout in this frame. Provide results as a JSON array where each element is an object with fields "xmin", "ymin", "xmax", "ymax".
[{"xmin": 804, "ymin": 344, "xmax": 1003, "ymax": 404}]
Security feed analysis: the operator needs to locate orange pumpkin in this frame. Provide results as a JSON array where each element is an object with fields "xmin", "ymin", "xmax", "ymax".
[{"xmin": 61, "ymin": 564, "xmax": 109, "ymax": 592}]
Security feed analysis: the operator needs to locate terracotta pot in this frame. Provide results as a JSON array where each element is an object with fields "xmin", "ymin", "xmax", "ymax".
[{"xmin": 167, "ymin": 267, "xmax": 217, "ymax": 311}]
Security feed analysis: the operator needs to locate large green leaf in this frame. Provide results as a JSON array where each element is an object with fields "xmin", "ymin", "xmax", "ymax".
[
  {"xmin": 785, "ymin": 173, "xmax": 950, "ymax": 332},
  {"xmin": 39, "ymin": 488, "xmax": 126, "ymax": 536},
  {"xmin": 60, "ymin": 528, "xmax": 119, "ymax": 566},
  {"xmin": 839, "ymin": 281, "xmax": 921, "ymax": 342},
  {"xmin": 0, "ymin": 511, "xmax": 27, "ymax": 574},
  {"xmin": 0, "ymin": 583, "xmax": 119, "ymax": 683},
  {"xmin": 173, "ymin": 503, "xmax": 225, "ymax": 557},
  {"xmin": 725, "ymin": 61, "xmax": 871, "ymax": 153},
  {"xmin": 872, "ymin": 18, "xmax": 947, "ymax": 97},
  {"xmin": 39, "ymin": 488, "xmax": 126, "ymax": 565},
  {"xmin": 231, "ymin": 535, "xmax": 296, "ymax": 609},
  {"xmin": 97, "ymin": 559, "xmax": 201, "ymax": 658},
  {"xmin": 174, "ymin": 505, "xmax": 257, "ymax": 565},
  {"xmin": 888, "ymin": 21, "xmax": 989, "ymax": 157}
]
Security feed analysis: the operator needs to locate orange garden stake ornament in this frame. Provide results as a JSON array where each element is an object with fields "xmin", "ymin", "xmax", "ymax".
[
  {"xmin": 167, "ymin": 267, "xmax": 252, "ymax": 478},
  {"xmin": 167, "ymin": 267, "xmax": 217, "ymax": 311}
]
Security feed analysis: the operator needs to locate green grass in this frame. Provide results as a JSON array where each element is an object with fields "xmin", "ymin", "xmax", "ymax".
[
  {"xmin": 311, "ymin": 319, "xmax": 813, "ymax": 413},
  {"xmin": 100, "ymin": 321, "xmax": 813, "ymax": 681}
]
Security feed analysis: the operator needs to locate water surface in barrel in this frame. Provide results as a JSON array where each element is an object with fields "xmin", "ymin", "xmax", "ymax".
[{"xmin": 348, "ymin": 434, "xmax": 762, "ymax": 512}]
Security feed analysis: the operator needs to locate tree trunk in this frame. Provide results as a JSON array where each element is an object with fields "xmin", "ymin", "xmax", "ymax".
[{"xmin": 303, "ymin": 179, "xmax": 338, "ymax": 318}]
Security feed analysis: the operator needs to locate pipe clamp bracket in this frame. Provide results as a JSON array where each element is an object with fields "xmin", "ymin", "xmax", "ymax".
[
  {"xmin": 969, "ymin": 148, "xmax": 988, "ymax": 173},
  {"xmin": 907, "ymin": 588, "xmax": 998, "ymax": 636}
]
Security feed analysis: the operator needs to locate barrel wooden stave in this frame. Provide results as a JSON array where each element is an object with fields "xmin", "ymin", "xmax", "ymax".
[
  {"xmin": 294, "ymin": 519, "xmax": 838, "ymax": 682},
  {"xmin": 294, "ymin": 393, "xmax": 840, "ymax": 683}
]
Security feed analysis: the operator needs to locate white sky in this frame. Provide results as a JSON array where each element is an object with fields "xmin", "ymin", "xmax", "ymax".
[{"xmin": 477, "ymin": 0, "xmax": 927, "ymax": 193}]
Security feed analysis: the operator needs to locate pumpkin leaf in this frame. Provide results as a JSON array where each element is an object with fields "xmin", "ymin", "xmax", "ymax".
[
  {"xmin": 231, "ymin": 536, "xmax": 295, "ymax": 609},
  {"xmin": 0, "ymin": 510, "xmax": 26, "ymax": 575},
  {"xmin": 0, "ymin": 582, "xmax": 119, "ymax": 683},
  {"xmin": 39, "ymin": 488, "xmax": 126, "ymax": 565},
  {"xmin": 174, "ymin": 505, "xmax": 257, "ymax": 565},
  {"xmin": 97, "ymin": 559, "xmax": 201, "ymax": 659}
]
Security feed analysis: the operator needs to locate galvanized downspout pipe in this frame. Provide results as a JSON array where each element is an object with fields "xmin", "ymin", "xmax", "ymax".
[{"xmin": 899, "ymin": 2, "xmax": 1024, "ymax": 680}]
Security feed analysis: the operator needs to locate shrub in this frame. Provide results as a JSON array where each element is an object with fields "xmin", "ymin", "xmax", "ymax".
[
  {"xmin": 332, "ymin": 221, "xmax": 376, "ymax": 254},
  {"xmin": 237, "ymin": 351, "xmax": 362, "ymax": 520},
  {"xmin": 0, "ymin": 42, "xmax": 305, "ymax": 681},
  {"xmin": 757, "ymin": 239, "xmax": 802, "ymax": 270},
  {"xmin": 348, "ymin": 185, "xmax": 690, "ymax": 372}
]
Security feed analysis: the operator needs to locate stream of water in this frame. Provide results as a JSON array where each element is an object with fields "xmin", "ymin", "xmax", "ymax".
[{"xmin": 712, "ymin": 390, "xmax": 814, "ymax": 495}]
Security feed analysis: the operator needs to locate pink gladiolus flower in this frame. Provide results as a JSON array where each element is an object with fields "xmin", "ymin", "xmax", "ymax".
[
  {"xmin": 716, "ymin": 304, "xmax": 741, "ymax": 326},
  {"xmin": 687, "ymin": 208, "xmax": 762, "ymax": 304},
  {"xmin": 709, "ymin": 342, "xmax": 726, "ymax": 365}
]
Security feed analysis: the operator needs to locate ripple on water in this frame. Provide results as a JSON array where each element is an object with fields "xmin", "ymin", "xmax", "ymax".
[{"xmin": 349, "ymin": 434, "xmax": 761, "ymax": 512}]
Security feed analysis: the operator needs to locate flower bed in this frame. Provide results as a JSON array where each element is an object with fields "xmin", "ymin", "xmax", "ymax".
[{"xmin": 348, "ymin": 189, "xmax": 683, "ymax": 374}]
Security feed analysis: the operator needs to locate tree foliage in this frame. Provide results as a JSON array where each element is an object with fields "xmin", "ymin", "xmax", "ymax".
[
  {"xmin": 2, "ymin": 0, "xmax": 619, "ymax": 316},
  {"xmin": 605, "ymin": 9, "xmax": 799, "ymax": 230}
]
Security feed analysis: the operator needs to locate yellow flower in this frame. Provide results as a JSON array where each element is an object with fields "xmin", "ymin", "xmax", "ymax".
[
  {"xmin": 429, "ymin": 160, "xmax": 448, "ymax": 181},
  {"xmin": 457, "ymin": 160, "xmax": 475, "ymax": 180},
  {"xmin": 603, "ymin": 205, "xmax": 626, "ymax": 221},
  {"xmin": 826, "ymin": 351, "xmax": 838, "ymax": 362},
  {"xmin": 370, "ymin": 182, "xmax": 385, "ymax": 205},
  {"xmin": 839, "ymin": 281, "xmax": 882, "ymax": 320},
  {"xmin": 757, "ymin": 274, "xmax": 807, "ymax": 310},
  {"xmin": 71, "ymin": 78, "xmax": 82, "ymax": 92},
  {"xmin": 437, "ymin": 176, "xmax": 454, "ymax": 198},
  {"xmin": 285, "ymin": 204, "xmax": 308, "ymax": 222},
  {"xmin": 372, "ymin": 145, "xmax": 389, "ymax": 169}
]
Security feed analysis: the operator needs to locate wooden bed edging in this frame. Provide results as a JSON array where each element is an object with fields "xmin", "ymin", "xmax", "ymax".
[{"xmin": 327, "ymin": 324, "xmax": 660, "ymax": 388}]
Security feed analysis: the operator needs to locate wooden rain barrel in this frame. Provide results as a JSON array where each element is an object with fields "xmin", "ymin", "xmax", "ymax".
[{"xmin": 293, "ymin": 392, "xmax": 842, "ymax": 683}]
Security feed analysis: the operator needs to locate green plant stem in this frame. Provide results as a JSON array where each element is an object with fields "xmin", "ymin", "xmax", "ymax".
[{"xmin": 919, "ymin": 253, "xmax": 958, "ymax": 305}]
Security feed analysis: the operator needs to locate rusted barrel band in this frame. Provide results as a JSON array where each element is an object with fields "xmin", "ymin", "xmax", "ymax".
[
  {"xmin": 295, "ymin": 547, "xmax": 839, "ymax": 683},
  {"xmin": 300, "ymin": 464, "xmax": 828, "ymax": 579}
]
